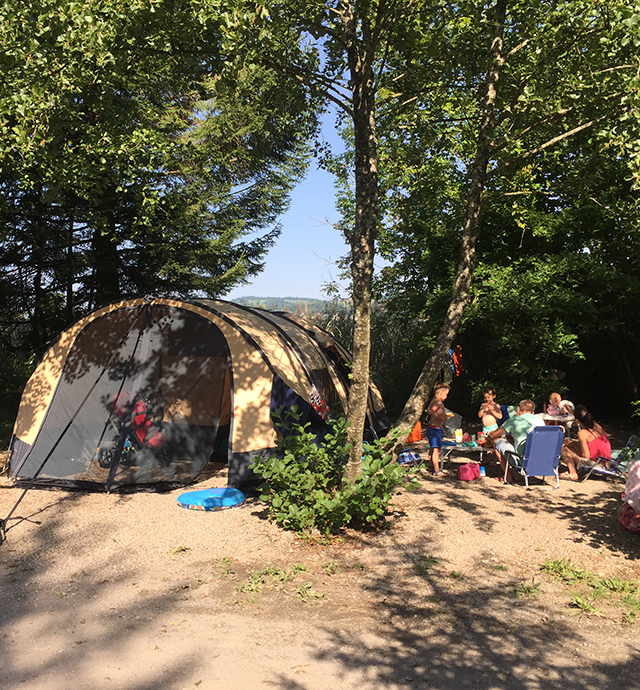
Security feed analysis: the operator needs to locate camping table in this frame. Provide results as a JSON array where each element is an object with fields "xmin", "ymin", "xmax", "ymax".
[
  {"xmin": 400, "ymin": 440, "xmax": 488, "ymax": 469},
  {"xmin": 541, "ymin": 413, "xmax": 575, "ymax": 430},
  {"xmin": 439, "ymin": 442, "xmax": 487, "ymax": 468}
]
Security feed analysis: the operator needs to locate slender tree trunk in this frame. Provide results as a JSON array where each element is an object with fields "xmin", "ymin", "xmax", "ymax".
[
  {"xmin": 65, "ymin": 208, "xmax": 75, "ymax": 323},
  {"xmin": 396, "ymin": 0, "xmax": 508, "ymax": 431},
  {"xmin": 343, "ymin": 9, "xmax": 378, "ymax": 482},
  {"xmin": 91, "ymin": 204, "xmax": 121, "ymax": 305}
]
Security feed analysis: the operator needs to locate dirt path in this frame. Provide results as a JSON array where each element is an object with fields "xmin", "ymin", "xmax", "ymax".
[{"xmin": 1, "ymin": 455, "xmax": 640, "ymax": 690}]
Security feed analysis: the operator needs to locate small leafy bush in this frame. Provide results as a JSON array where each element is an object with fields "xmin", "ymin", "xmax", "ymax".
[{"xmin": 252, "ymin": 407, "xmax": 415, "ymax": 535}]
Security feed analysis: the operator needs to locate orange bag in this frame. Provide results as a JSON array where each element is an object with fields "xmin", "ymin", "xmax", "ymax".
[{"xmin": 407, "ymin": 422, "xmax": 422, "ymax": 444}]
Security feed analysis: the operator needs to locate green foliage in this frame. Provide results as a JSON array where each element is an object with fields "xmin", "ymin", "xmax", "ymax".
[
  {"xmin": 622, "ymin": 595, "xmax": 640, "ymax": 624},
  {"xmin": 372, "ymin": 138, "xmax": 640, "ymax": 417},
  {"xmin": 0, "ymin": 1, "xmax": 321, "ymax": 442},
  {"xmin": 296, "ymin": 581, "xmax": 325, "ymax": 602},
  {"xmin": 216, "ymin": 557, "xmax": 235, "ymax": 579},
  {"xmin": 252, "ymin": 407, "xmax": 415, "ymax": 535},
  {"xmin": 358, "ymin": 1, "xmax": 640, "ymax": 418},
  {"xmin": 0, "ymin": 0, "xmax": 319, "ymax": 345}
]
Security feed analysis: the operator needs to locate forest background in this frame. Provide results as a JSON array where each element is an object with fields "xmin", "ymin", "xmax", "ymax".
[{"xmin": 0, "ymin": 0, "xmax": 639, "ymax": 448}]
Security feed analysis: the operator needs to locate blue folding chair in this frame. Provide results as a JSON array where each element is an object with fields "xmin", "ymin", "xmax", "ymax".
[
  {"xmin": 504, "ymin": 425, "xmax": 564, "ymax": 489},
  {"xmin": 579, "ymin": 435, "xmax": 639, "ymax": 482}
]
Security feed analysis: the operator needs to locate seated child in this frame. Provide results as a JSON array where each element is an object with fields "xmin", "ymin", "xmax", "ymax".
[
  {"xmin": 546, "ymin": 392, "xmax": 574, "ymax": 418},
  {"xmin": 545, "ymin": 392, "xmax": 562, "ymax": 416},
  {"xmin": 478, "ymin": 386, "xmax": 503, "ymax": 434}
]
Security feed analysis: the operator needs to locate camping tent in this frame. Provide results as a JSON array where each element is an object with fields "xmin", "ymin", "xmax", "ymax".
[{"xmin": 7, "ymin": 298, "xmax": 389, "ymax": 491}]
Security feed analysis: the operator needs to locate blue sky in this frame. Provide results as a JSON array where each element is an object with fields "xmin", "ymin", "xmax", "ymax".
[{"xmin": 227, "ymin": 159, "xmax": 350, "ymax": 301}]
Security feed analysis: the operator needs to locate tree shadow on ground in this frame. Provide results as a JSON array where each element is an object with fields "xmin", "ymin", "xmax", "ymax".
[
  {"xmin": 304, "ymin": 473, "xmax": 640, "ymax": 690},
  {"xmin": 0, "ymin": 490, "xmax": 207, "ymax": 690},
  {"xmin": 410, "ymin": 461, "xmax": 639, "ymax": 562}
]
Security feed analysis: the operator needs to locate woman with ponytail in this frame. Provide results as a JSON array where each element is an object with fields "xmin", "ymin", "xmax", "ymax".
[{"xmin": 560, "ymin": 405, "xmax": 612, "ymax": 481}]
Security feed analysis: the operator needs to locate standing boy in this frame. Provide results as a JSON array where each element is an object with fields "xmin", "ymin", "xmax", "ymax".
[{"xmin": 426, "ymin": 382, "xmax": 451, "ymax": 477}]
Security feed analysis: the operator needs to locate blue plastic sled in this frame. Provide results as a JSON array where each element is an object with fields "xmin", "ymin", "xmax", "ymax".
[{"xmin": 177, "ymin": 487, "xmax": 245, "ymax": 511}]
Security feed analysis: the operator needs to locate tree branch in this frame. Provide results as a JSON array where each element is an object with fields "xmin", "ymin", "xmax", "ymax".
[{"xmin": 489, "ymin": 111, "xmax": 623, "ymax": 178}]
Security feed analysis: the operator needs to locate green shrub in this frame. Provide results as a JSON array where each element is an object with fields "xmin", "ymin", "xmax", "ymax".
[{"xmin": 252, "ymin": 407, "xmax": 415, "ymax": 535}]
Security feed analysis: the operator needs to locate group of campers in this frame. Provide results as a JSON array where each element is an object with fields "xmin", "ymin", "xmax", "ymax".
[{"xmin": 424, "ymin": 383, "xmax": 611, "ymax": 483}]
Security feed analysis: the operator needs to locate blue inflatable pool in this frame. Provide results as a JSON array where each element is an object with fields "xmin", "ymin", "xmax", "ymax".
[{"xmin": 177, "ymin": 487, "xmax": 245, "ymax": 511}]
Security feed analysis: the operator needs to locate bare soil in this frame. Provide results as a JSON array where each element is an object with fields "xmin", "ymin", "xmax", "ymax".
[{"xmin": 1, "ymin": 444, "xmax": 640, "ymax": 690}]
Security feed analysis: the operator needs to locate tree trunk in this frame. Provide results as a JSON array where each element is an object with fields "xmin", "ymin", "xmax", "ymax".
[
  {"xmin": 90, "ymin": 203, "xmax": 121, "ymax": 305},
  {"xmin": 396, "ymin": 0, "xmax": 508, "ymax": 431},
  {"xmin": 343, "ymin": 10, "xmax": 378, "ymax": 482}
]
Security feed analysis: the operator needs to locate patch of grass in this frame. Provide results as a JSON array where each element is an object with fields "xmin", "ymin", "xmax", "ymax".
[
  {"xmin": 448, "ymin": 571, "xmax": 463, "ymax": 580},
  {"xmin": 513, "ymin": 581, "xmax": 542, "ymax": 598},
  {"xmin": 234, "ymin": 563, "xmax": 312, "ymax": 598},
  {"xmin": 353, "ymin": 563, "xmax": 366, "ymax": 571},
  {"xmin": 171, "ymin": 545, "xmax": 190, "ymax": 554},
  {"xmin": 540, "ymin": 558, "xmax": 593, "ymax": 584},
  {"xmin": 492, "ymin": 564, "xmax": 508, "ymax": 571},
  {"xmin": 235, "ymin": 571, "xmax": 265, "ymax": 594},
  {"xmin": 414, "ymin": 554, "xmax": 440, "ymax": 577},
  {"xmin": 216, "ymin": 557, "xmax": 235, "ymax": 578},
  {"xmin": 622, "ymin": 596, "xmax": 640, "ymax": 624},
  {"xmin": 570, "ymin": 594, "xmax": 599, "ymax": 615},
  {"xmin": 296, "ymin": 581, "xmax": 325, "ymax": 602},
  {"xmin": 322, "ymin": 561, "xmax": 340, "ymax": 575},
  {"xmin": 598, "ymin": 577, "xmax": 638, "ymax": 594},
  {"xmin": 541, "ymin": 558, "xmax": 639, "ymax": 622}
]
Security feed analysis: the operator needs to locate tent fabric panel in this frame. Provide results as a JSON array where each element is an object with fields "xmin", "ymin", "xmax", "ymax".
[
  {"xmin": 7, "ymin": 438, "xmax": 30, "ymax": 477},
  {"xmin": 198, "ymin": 301, "xmax": 313, "ymax": 402},
  {"xmin": 228, "ymin": 449, "xmax": 274, "ymax": 487},
  {"xmin": 255, "ymin": 310, "xmax": 331, "ymax": 371},
  {"xmin": 162, "ymin": 356, "xmax": 229, "ymax": 426},
  {"xmin": 258, "ymin": 312, "xmax": 348, "ymax": 412},
  {"xmin": 159, "ymin": 300, "xmax": 277, "ymax": 454},
  {"xmin": 204, "ymin": 301, "xmax": 348, "ymax": 418},
  {"xmin": 273, "ymin": 311, "xmax": 386, "ymax": 428},
  {"xmin": 271, "ymin": 313, "xmax": 352, "ymax": 384},
  {"xmin": 13, "ymin": 308, "xmax": 148, "ymax": 480},
  {"xmin": 11, "ymin": 302, "xmax": 234, "ymax": 487},
  {"xmin": 12, "ymin": 300, "xmax": 146, "ymax": 446}
]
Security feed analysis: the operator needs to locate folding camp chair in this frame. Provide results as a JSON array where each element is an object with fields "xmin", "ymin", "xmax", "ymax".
[
  {"xmin": 503, "ymin": 425, "xmax": 564, "ymax": 489},
  {"xmin": 579, "ymin": 435, "xmax": 640, "ymax": 482}
]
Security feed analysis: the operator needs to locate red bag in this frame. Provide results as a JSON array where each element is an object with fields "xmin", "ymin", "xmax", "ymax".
[{"xmin": 457, "ymin": 462, "xmax": 480, "ymax": 481}]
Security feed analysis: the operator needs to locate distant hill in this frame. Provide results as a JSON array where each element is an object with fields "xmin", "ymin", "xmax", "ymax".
[{"xmin": 232, "ymin": 296, "xmax": 332, "ymax": 314}]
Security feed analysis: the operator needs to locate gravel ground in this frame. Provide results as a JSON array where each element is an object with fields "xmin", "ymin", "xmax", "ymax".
[{"xmin": 1, "ymin": 446, "xmax": 640, "ymax": 690}]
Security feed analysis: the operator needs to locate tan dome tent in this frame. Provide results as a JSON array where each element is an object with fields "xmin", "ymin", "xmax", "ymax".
[{"xmin": 7, "ymin": 298, "xmax": 389, "ymax": 491}]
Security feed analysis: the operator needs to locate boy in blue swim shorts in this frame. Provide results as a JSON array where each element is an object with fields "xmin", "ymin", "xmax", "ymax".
[{"xmin": 426, "ymin": 382, "xmax": 451, "ymax": 476}]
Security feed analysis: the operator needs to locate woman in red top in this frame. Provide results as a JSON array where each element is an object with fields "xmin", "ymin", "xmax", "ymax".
[{"xmin": 561, "ymin": 405, "xmax": 611, "ymax": 481}]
